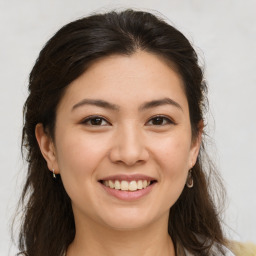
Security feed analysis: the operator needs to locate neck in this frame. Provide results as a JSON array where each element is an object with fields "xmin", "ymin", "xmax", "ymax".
[{"xmin": 67, "ymin": 215, "xmax": 175, "ymax": 256}]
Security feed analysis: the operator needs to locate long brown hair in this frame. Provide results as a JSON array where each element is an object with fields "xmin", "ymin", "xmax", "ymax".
[{"xmin": 16, "ymin": 9, "xmax": 226, "ymax": 256}]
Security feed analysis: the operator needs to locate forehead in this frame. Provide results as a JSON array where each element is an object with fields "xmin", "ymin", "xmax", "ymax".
[{"xmin": 58, "ymin": 51, "xmax": 188, "ymax": 112}]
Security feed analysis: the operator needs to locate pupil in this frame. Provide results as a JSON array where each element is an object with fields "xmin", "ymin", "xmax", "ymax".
[
  {"xmin": 153, "ymin": 117, "xmax": 163, "ymax": 125},
  {"xmin": 91, "ymin": 118, "xmax": 102, "ymax": 125}
]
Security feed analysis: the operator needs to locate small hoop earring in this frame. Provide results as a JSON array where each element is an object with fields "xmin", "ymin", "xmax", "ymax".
[
  {"xmin": 186, "ymin": 169, "xmax": 193, "ymax": 188},
  {"xmin": 52, "ymin": 169, "xmax": 56, "ymax": 179}
]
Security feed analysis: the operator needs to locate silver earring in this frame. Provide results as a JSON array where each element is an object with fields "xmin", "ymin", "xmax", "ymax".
[
  {"xmin": 52, "ymin": 169, "xmax": 56, "ymax": 179},
  {"xmin": 186, "ymin": 169, "xmax": 193, "ymax": 188}
]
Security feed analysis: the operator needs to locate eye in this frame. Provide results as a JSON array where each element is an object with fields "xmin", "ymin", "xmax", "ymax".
[
  {"xmin": 146, "ymin": 115, "xmax": 174, "ymax": 126},
  {"xmin": 81, "ymin": 116, "xmax": 110, "ymax": 126}
]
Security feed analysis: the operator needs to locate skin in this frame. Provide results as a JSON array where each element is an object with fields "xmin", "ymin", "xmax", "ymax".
[{"xmin": 36, "ymin": 51, "xmax": 202, "ymax": 256}]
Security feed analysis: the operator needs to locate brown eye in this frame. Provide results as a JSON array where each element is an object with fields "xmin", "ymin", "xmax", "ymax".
[
  {"xmin": 147, "ymin": 116, "xmax": 174, "ymax": 126},
  {"xmin": 82, "ymin": 116, "xmax": 110, "ymax": 126}
]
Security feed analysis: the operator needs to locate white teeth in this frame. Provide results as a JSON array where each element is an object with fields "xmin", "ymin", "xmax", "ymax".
[
  {"xmin": 137, "ymin": 180, "xmax": 143, "ymax": 189},
  {"xmin": 103, "ymin": 180, "xmax": 109, "ymax": 187},
  {"xmin": 103, "ymin": 179, "xmax": 152, "ymax": 191},
  {"xmin": 143, "ymin": 180, "xmax": 148, "ymax": 189},
  {"xmin": 120, "ymin": 181, "xmax": 129, "ymax": 190},
  {"xmin": 114, "ymin": 180, "xmax": 121, "ymax": 190},
  {"xmin": 109, "ymin": 180, "xmax": 115, "ymax": 188},
  {"xmin": 129, "ymin": 181, "xmax": 137, "ymax": 191}
]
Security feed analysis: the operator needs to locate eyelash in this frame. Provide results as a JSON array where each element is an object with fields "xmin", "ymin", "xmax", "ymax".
[{"xmin": 81, "ymin": 115, "xmax": 175, "ymax": 126}]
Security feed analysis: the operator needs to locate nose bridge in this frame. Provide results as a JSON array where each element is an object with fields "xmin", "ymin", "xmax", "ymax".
[{"xmin": 109, "ymin": 122, "xmax": 148, "ymax": 165}]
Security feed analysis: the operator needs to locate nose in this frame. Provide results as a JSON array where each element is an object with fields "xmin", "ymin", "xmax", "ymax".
[{"xmin": 108, "ymin": 124, "xmax": 149, "ymax": 166}]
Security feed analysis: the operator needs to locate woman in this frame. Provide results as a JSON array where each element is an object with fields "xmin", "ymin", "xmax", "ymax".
[{"xmin": 17, "ymin": 9, "xmax": 235, "ymax": 256}]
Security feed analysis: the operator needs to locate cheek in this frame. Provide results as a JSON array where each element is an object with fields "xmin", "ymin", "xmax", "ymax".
[
  {"xmin": 153, "ymin": 137, "xmax": 191, "ymax": 208},
  {"xmin": 55, "ymin": 130, "xmax": 111, "ymax": 208},
  {"xmin": 56, "ymin": 130, "xmax": 108, "ymax": 173},
  {"xmin": 150, "ymin": 131, "xmax": 192, "ymax": 201},
  {"xmin": 54, "ymin": 130, "xmax": 111, "ymax": 203},
  {"xmin": 152, "ymin": 132, "xmax": 192, "ymax": 174}
]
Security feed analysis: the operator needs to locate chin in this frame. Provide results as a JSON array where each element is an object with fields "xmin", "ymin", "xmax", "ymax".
[{"xmin": 98, "ymin": 209, "xmax": 159, "ymax": 231}]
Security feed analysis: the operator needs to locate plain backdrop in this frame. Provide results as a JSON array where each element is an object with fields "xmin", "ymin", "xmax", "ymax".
[{"xmin": 1, "ymin": 0, "xmax": 255, "ymax": 254}]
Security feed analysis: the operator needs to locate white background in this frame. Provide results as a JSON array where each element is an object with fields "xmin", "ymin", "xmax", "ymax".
[{"xmin": 1, "ymin": 0, "xmax": 255, "ymax": 254}]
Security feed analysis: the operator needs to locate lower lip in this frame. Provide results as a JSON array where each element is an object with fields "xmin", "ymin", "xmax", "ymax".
[{"xmin": 100, "ymin": 182, "xmax": 156, "ymax": 201}]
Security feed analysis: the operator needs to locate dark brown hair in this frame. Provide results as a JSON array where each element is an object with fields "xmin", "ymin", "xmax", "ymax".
[{"xmin": 17, "ymin": 9, "xmax": 226, "ymax": 256}]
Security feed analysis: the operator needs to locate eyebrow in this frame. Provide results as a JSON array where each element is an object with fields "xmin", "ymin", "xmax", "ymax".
[
  {"xmin": 139, "ymin": 97, "xmax": 183, "ymax": 112},
  {"xmin": 72, "ymin": 99, "xmax": 120, "ymax": 111},
  {"xmin": 72, "ymin": 97, "xmax": 182, "ymax": 112}
]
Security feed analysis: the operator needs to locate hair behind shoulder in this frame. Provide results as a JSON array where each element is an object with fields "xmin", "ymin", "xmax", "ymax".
[{"xmin": 15, "ymin": 9, "xmax": 226, "ymax": 256}]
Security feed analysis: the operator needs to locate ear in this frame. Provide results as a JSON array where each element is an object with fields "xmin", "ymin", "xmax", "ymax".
[
  {"xmin": 35, "ymin": 123, "xmax": 59, "ymax": 174},
  {"xmin": 189, "ymin": 120, "xmax": 204, "ymax": 168}
]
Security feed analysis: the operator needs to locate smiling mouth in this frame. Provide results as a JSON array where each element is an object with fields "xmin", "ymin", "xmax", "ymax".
[{"xmin": 99, "ymin": 180, "xmax": 157, "ymax": 192}]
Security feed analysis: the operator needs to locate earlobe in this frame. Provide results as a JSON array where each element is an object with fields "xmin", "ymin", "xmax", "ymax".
[{"xmin": 35, "ymin": 123, "xmax": 58, "ymax": 173}]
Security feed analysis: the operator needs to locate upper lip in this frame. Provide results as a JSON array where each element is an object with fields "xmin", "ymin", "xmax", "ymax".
[{"xmin": 99, "ymin": 174, "xmax": 157, "ymax": 182}]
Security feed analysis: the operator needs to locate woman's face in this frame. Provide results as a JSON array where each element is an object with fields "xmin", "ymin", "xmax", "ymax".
[{"xmin": 39, "ymin": 51, "xmax": 201, "ymax": 230}]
